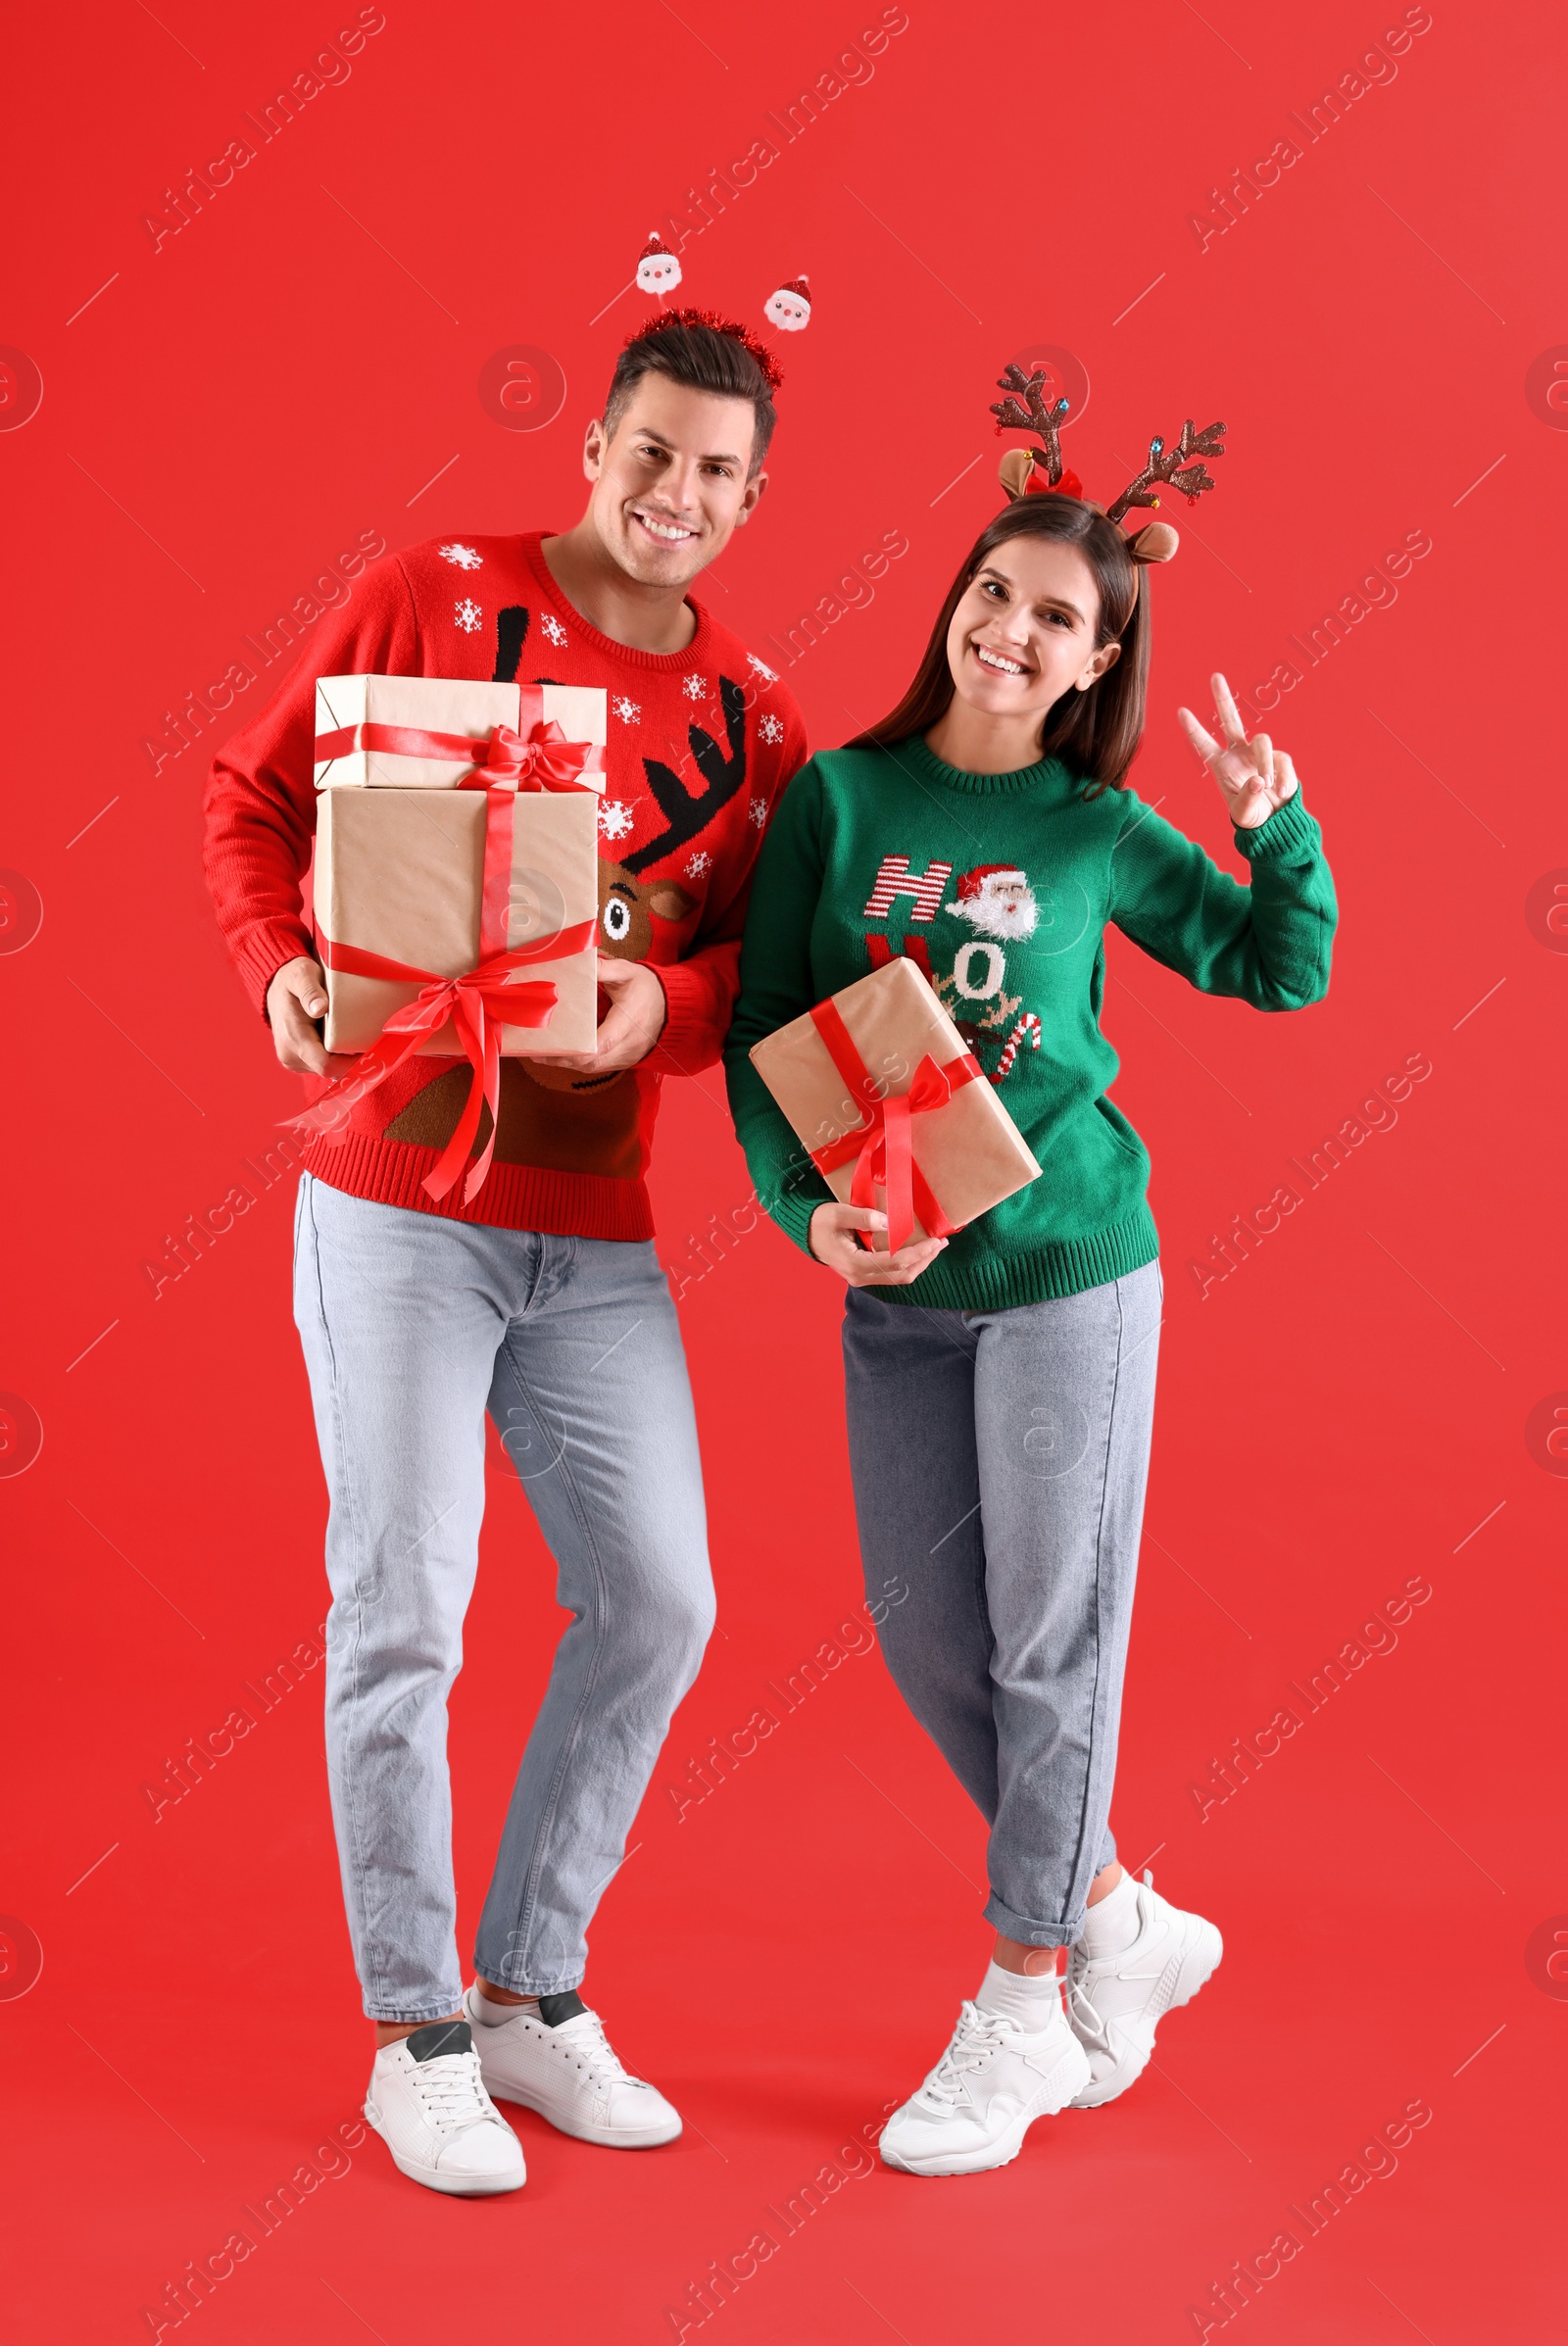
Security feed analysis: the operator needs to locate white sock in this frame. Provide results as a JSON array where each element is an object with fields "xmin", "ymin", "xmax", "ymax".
[
  {"xmin": 471, "ymin": 1985, "xmax": 539, "ymax": 2026},
  {"xmin": 1077, "ymin": 1871, "xmax": 1142, "ymax": 1958},
  {"xmin": 974, "ymin": 1958, "xmax": 1062, "ymax": 2031}
]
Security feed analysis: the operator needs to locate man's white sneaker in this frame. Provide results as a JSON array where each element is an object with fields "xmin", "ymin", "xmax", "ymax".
[
  {"xmin": 364, "ymin": 2020, "xmax": 525, "ymax": 2195},
  {"xmin": 879, "ymin": 1995, "xmax": 1092, "ymax": 2177},
  {"xmin": 1066, "ymin": 1872, "xmax": 1223, "ymax": 2108},
  {"xmin": 464, "ymin": 1987, "xmax": 682, "ymax": 2148}
]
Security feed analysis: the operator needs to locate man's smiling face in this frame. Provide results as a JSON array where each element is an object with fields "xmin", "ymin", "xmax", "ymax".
[{"xmin": 583, "ymin": 372, "xmax": 766, "ymax": 588}]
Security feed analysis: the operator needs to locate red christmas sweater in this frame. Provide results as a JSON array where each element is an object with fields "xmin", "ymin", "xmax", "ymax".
[{"xmin": 203, "ymin": 530, "xmax": 808, "ymax": 1240}]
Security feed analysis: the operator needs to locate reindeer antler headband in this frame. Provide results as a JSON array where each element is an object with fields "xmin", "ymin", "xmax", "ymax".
[{"xmin": 990, "ymin": 363, "xmax": 1227, "ymax": 567}]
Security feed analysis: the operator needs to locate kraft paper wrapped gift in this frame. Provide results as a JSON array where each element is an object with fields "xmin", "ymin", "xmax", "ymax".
[
  {"xmin": 748, "ymin": 955, "xmax": 1041, "ymax": 1250},
  {"xmin": 314, "ymin": 782, "xmax": 600, "ymax": 1058},
  {"xmin": 314, "ymin": 674, "xmax": 609, "ymax": 788}
]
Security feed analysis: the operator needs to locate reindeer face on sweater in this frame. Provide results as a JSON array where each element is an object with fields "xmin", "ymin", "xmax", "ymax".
[{"xmin": 598, "ymin": 861, "xmax": 697, "ymax": 961}]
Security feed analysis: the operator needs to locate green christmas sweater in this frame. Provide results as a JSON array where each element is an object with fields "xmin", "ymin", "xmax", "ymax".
[{"xmin": 723, "ymin": 736, "xmax": 1338, "ymax": 1311}]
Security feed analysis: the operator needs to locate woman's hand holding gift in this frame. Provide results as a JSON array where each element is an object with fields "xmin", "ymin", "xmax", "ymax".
[
  {"xmin": 1177, "ymin": 672, "xmax": 1299, "ymax": 832},
  {"xmin": 808, "ymin": 1201, "xmax": 949, "ymax": 1288}
]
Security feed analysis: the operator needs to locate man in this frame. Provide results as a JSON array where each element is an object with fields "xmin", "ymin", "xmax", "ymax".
[{"xmin": 204, "ymin": 314, "xmax": 807, "ymax": 2195}]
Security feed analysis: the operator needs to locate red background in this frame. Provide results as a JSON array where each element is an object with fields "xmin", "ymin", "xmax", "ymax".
[{"xmin": 2, "ymin": 2, "xmax": 1563, "ymax": 2338}]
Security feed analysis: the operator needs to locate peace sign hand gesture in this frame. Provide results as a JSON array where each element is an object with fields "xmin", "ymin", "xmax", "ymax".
[{"xmin": 1177, "ymin": 673, "xmax": 1299, "ymax": 832}]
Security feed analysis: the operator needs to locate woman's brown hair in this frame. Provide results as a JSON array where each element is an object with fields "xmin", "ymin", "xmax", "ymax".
[{"xmin": 849, "ymin": 496, "xmax": 1149, "ymax": 791}]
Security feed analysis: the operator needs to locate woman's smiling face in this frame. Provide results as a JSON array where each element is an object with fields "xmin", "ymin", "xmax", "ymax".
[{"xmin": 943, "ymin": 534, "xmax": 1122, "ymax": 723}]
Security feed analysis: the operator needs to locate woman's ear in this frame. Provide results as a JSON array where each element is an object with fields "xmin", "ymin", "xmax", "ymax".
[{"xmin": 1075, "ymin": 638, "xmax": 1122, "ymax": 693}]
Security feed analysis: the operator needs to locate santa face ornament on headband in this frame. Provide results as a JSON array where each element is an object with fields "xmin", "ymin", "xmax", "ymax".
[
  {"xmin": 763, "ymin": 276, "xmax": 811, "ymax": 332},
  {"xmin": 636, "ymin": 233, "xmax": 682, "ymax": 299}
]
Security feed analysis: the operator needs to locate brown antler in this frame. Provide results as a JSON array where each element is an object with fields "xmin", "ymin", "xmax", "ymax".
[
  {"xmin": 989, "ymin": 364, "xmax": 1071, "ymax": 484},
  {"xmin": 1104, "ymin": 419, "xmax": 1226, "ymax": 524}
]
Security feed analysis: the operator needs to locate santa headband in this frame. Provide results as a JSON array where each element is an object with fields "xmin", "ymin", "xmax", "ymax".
[
  {"xmin": 628, "ymin": 232, "xmax": 811, "ymax": 391},
  {"xmin": 990, "ymin": 363, "xmax": 1227, "ymax": 569}
]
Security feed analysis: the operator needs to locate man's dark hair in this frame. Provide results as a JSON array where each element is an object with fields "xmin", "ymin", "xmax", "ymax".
[{"xmin": 602, "ymin": 316, "xmax": 778, "ymax": 475}]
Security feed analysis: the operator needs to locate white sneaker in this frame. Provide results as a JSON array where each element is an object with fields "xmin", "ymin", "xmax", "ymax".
[
  {"xmin": 1066, "ymin": 1872, "xmax": 1223, "ymax": 2108},
  {"xmin": 465, "ymin": 1987, "xmax": 682, "ymax": 2149},
  {"xmin": 879, "ymin": 1993, "xmax": 1092, "ymax": 2176},
  {"xmin": 364, "ymin": 2020, "xmax": 525, "ymax": 2195}
]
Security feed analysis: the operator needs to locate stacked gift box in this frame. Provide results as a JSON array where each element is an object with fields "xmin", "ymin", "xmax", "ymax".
[
  {"xmin": 300, "ymin": 675, "xmax": 607, "ymax": 1201},
  {"xmin": 312, "ymin": 674, "xmax": 607, "ymax": 1055}
]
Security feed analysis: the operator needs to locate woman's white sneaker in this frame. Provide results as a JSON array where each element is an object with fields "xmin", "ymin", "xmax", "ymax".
[
  {"xmin": 879, "ymin": 1995, "xmax": 1092, "ymax": 2176},
  {"xmin": 1066, "ymin": 1872, "xmax": 1223, "ymax": 2108},
  {"xmin": 464, "ymin": 1987, "xmax": 682, "ymax": 2148},
  {"xmin": 364, "ymin": 2020, "xmax": 525, "ymax": 2195}
]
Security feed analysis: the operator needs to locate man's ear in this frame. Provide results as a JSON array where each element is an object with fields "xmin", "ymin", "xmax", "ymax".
[
  {"xmin": 735, "ymin": 468, "xmax": 768, "ymax": 525},
  {"xmin": 582, "ymin": 416, "xmax": 607, "ymax": 483}
]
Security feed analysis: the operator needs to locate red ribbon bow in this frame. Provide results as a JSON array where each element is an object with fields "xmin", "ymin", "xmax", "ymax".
[
  {"xmin": 1025, "ymin": 456, "xmax": 1085, "ymax": 501},
  {"xmin": 292, "ymin": 923, "xmax": 595, "ymax": 1205},
  {"xmin": 807, "ymin": 999, "xmax": 981, "ymax": 1251},
  {"xmin": 474, "ymin": 716, "xmax": 602, "ymax": 792}
]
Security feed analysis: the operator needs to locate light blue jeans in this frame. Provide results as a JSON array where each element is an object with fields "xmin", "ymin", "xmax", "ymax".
[
  {"xmin": 842, "ymin": 1263, "xmax": 1161, "ymax": 1947},
  {"xmin": 292, "ymin": 1173, "xmax": 714, "ymax": 2022}
]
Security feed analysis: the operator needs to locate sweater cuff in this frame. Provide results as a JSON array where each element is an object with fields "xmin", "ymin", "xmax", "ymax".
[
  {"xmin": 651, "ymin": 957, "xmax": 719, "ymax": 1074},
  {"xmin": 1233, "ymin": 791, "xmax": 1316, "ymax": 862},
  {"xmin": 237, "ymin": 919, "xmax": 318, "ymax": 1020},
  {"xmin": 773, "ymin": 1182, "xmax": 828, "ymax": 1259}
]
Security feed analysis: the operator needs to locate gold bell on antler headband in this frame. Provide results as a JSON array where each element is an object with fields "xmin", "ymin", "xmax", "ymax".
[{"xmin": 990, "ymin": 362, "xmax": 1227, "ymax": 566}]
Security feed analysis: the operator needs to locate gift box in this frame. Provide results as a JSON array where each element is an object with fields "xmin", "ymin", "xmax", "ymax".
[
  {"xmin": 314, "ymin": 783, "xmax": 600, "ymax": 1057},
  {"xmin": 314, "ymin": 674, "xmax": 609, "ymax": 790},
  {"xmin": 294, "ymin": 679, "xmax": 606, "ymax": 1206},
  {"xmin": 748, "ymin": 955, "xmax": 1041, "ymax": 1250}
]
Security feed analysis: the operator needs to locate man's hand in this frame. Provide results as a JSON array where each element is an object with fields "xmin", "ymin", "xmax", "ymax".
[
  {"xmin": 808, "ymin": 1200, "xmax": 949, "ymax": 1288},
  {"xmin": 550, "ymin": 954, "xmax": 668, "ymax": 1076},
  {"xmin": 267, "ymin": 955, "xmax": 333, "ymax": 1074}
]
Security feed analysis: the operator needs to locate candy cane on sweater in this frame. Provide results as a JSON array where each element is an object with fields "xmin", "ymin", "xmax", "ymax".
[{"xmin": 992, "ymin": 1012, "xmax": 1041, "ymax": 1085}]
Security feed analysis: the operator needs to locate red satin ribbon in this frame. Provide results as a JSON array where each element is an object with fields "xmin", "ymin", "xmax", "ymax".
[
  {"xmin": 472, "ymin": 786, "xmax": 515, "ymax": 964},
  {"xmin": 807, "ymin": 999, "xmax": 981, "ymax": 1251},
  {"xmin": 293, "ymin": 917, "xmax": 596, "ymax": 1206}
]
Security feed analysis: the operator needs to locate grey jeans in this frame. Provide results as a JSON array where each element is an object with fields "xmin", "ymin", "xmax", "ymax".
[
  {"xmin": 842, "ymin": 1261, "xmax": 1161, "ymax": 1947},
  {"xmin": 292, "ymin": 1173, "xmax": 714, "ymax": 2022}
]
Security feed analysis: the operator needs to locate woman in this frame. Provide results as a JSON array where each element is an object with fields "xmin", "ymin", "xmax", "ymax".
[{"xmin": 723, "ymin": 462, "xmax": 1337, "ymax": 2177}]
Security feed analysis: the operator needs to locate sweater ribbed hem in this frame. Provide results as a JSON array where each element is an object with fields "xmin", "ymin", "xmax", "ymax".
[
  {"xmin": 774, "ymin": 1183, "xmax": 828, "ymax": 1259},
  {"xmin": 653, "ymin": 958, "xmax": 715, "ymax": 1072},
  {"xmin": 239, "ymin": 918, "xmax": 318, "ymax": 1019},
  {"xmin": 302, "ymin": 1130, "xmax": 656, "ymax": 1240},
  {"xmin": 891, "ymin": 736, "xmax": 1076, "ymax": 801},
  {"xmin": 1233, "ymin": 791, "xmax": 1317, "ymax": 861},
  {"xmin": 873, "ymin": 1206, "xmax": 1161, "ymax": 1311}
]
